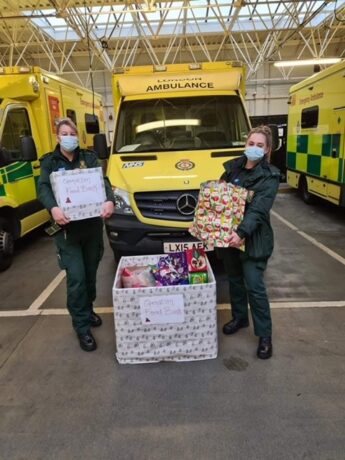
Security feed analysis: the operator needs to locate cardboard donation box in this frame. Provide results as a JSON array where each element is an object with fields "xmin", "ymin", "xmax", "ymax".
[
  {"xmin": 50, "ymin": 167, "xmax": 106, "ymax": 220},
  {"xmin": 112, "ymin": 254, "xmax": 218, "ymax": 364}
]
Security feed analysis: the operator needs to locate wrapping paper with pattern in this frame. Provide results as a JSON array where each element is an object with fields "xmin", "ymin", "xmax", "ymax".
[
  {"xmin": 189, "ymin": 180, "xmax": 248, "ymax": 249},
  {"xmin": 113, "ymin": 254, "xmax": 217, "ymax": 364}
]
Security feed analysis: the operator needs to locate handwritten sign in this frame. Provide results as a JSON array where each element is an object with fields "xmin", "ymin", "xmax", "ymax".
[
  {"xmin": 50, "ymin": 167, "xmax": 106, "ymax": 221},
  {"xmin": 139, "ymin": 294, "xmax": 185, "ymax": 325}
]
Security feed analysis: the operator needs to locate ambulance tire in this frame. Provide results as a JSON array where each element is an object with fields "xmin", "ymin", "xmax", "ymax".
[
  {"xmin": 299, "ymin": 176, "xmax": 317, "ymax": 205},
  {"xmin": 0, "ymin": 219, "xmax": 14, "ymax": 271}
]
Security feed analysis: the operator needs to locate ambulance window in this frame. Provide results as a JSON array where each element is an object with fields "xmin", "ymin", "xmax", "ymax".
[
  {"xmin": 66, "ymin": 109, "xmax": 77, "ymax": 125},
  {"xmin": 115, "ymin": 95, "xmax": 249, "ymax": 152},
  {"xmin": 301, "ymin": 106, "xmax": 319, "ymax": 129},
  {"xmin": 85, "ymin": 113, "xmax": 100, "ymax": 133},
  {"xmin": 0, "ymin": 108, "xmax": 32, "ymax": 162}
]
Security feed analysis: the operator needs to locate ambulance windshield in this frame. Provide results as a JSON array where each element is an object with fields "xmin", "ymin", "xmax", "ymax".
[{"xmin": 115, "ymin": 95, "xmax": 249, "ymax": 153}]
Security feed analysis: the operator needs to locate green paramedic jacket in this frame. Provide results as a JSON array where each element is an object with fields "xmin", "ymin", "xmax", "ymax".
[
  {"xmin": 38, "ymin": 145, "xmax": 115, "ymax": 213},
  {"xmin": 220, "ymin": 155, "xmax": 280, "ymax": 260}
]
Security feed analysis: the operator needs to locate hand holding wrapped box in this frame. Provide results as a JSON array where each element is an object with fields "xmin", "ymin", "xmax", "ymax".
[{"xmin": 189, "ymin": 180, "xmax": 248, "ymax": 250}]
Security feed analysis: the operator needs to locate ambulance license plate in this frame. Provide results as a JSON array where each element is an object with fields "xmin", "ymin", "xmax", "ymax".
[{"xmin": 163, "ymin": 241, "xmax": 213, "ymax": 253}]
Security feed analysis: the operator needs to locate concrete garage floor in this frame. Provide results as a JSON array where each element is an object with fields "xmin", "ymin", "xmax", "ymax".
[{"xmin": 1, "ymin": 190, "xmax": 345, "ymax": 460}]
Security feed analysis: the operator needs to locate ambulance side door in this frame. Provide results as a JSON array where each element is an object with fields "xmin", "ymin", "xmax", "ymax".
[
  {"xmin": 44, "ymin": 87, "xmax": 63, "ymax": 152},
  {"xmin": 0, "ymin": 103, "xmax": 39, "ymax": 205},
  {"xmin": 60, "ymin": 86, "xmax": 84, "ymax": 144},
  {"xmin": 332, "ymin": 108, "xmax": 345, "ymax": 183},
  {"xmin": 324, "ymin": 108, "xmax": 345, "ymax": 203}
]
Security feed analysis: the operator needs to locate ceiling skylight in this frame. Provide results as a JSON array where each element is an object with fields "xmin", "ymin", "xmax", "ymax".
[{"xmin": 22, "ymin": 1, "xmax": 339, "ymax": 42}]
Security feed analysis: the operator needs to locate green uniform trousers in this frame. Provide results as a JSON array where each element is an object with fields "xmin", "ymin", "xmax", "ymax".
[
  {"xmin": 221, "ymin": 248, "xmax": 272, "ymax": 337},
  {"xmin": 54, "ymin": 218, "xmax": 104, "ymax": 335}
]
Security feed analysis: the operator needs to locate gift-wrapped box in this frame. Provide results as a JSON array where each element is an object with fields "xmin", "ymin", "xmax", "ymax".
[
  {"xmin": 50, "ymin": 167, "xmax": 106, "ymax": 220},
  {"xmin": 189, "ymin": 180, "xmax": 248, "ymax": 249},
  {"xmin": 112, "ymin": 254, "xmax": 217, "ymax": 364}
]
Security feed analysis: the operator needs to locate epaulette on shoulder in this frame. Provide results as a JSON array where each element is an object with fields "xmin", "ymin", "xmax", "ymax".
[
  {"xmin": 223, "ymin": 155, "xmax": 242, "ymax": 172},
  {"xmin": 267, "ymin": 163, "xmax": 280, "ymax": 177},
  {"xmin": 80, "ymin": 148, "xmax": 98, "ymax": 161},
  {"xmin": 39, "ymin": 152, "xmax": 54, "ymax": 162},
  {"xmin": 82, "ymin": 149, "xmax": 96, "ymax": 156}
]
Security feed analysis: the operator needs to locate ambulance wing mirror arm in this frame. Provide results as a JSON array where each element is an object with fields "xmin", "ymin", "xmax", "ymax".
[
  {"xmin": 93, "ymin": 133, "xmax": 109, "ymax": 159},
  {"xmin": 20, "ymin": 136, "xmax": 37, "ymax": 162},
  {"xmin": 268, "ymin": 124, "xmax": 279, "ymax": 152}
]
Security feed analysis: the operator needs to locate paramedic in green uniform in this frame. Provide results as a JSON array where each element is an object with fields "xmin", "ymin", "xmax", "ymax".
[
  {"xmin": 38, "ymin": 118, "xmax": 115, "ymax": 352},
  {"xmin": 219, "ymin": 126, "xmax": 280, "ymax": 359}
]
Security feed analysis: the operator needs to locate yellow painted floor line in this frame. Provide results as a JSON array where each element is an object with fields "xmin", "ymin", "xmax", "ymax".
[
  {"xmin": 218, "ymin": 301, "xmax": 345, "ymax": 309},
  {"xmin": 272, "ymin": 210, "xmax": 345, "ymax": 267},
  {"xmin": 27, "ymin": 271, "xmax": 66, "ymax": 311},
  {"xmin": 1, "ymin": 301, "xmax": 345, "ymax": 318}
]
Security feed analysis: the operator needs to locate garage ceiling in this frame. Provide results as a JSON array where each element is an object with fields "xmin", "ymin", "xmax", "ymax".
[{"xmin": 0, "ymin": 0, "xmax": 344, "ymax": 85}]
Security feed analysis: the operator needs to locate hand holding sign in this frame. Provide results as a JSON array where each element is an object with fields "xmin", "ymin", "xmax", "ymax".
[
  {"xmin": 51, "ymin": 206, "xmax": 70, "ymax": 225},
  {"xmin": 101, "ymin": 201, "xmax": 115, "ymax": 219}
]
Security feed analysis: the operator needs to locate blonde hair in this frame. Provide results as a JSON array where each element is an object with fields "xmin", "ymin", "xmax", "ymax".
[
  {"xmin": 56, "ymin": 117, "xmax": 78, "ymax": 135},
  {"xmin": 247, "ymin": 125, "xmax": 272, "ymax": 153}
]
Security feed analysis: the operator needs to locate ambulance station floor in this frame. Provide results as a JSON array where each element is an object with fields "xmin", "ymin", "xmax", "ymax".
[{"xmin": 1, "ymin": 190, "xmax": 345, "ymax": 460}]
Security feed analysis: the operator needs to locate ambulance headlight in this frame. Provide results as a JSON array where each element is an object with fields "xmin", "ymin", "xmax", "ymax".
[{"xmin": 113, "ymin": 187, "xmax": 134, "ymax": 215}]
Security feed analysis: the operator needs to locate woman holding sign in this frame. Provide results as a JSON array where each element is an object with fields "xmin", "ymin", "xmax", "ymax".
[{"xmin": 38, "ymin": 118, "xmax": 115, "ymax": 352}]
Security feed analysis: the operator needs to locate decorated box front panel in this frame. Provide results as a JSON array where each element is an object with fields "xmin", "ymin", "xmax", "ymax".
[{"xmin": 112, "ymin": 254, "xmax": 218, "ymax": 364}]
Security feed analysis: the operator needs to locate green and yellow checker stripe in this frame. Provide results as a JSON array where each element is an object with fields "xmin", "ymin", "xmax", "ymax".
[
  {"xmin": 287, "ymin": 133, "xmax": 343, "ymax": 183},
  {"xmin": 0, "ymin": 169, "xmax": 5, "ymax": 196},
  {"xmin": 0, "ymin": 162, "xmax": 34, "ymax": 198}
]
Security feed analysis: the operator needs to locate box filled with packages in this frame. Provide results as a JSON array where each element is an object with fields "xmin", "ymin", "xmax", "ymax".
[{"xmin": 112, "ymin": 254, "xmax": 217, "ymax": 364}]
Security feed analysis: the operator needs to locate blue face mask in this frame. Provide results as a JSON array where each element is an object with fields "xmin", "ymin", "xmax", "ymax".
[
  {"xmin": 244, "ymin": 145, "xmax": 265, "ymax": 162},
  {"xmin": 60, "ymin": 135, "xmax": 79, "ymax": 152}
]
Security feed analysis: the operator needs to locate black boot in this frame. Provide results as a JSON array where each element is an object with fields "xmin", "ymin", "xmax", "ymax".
[
  {"xmin": 78, "ymin": 330, "xmax": 97, "ymax": 352},
  {"xmin": 257, "ymin": 337, "xmax": 272, "ymax": 359},
  {"xmin": 223, "ymin": 318, "xmax": 249, "ymax": 335}
]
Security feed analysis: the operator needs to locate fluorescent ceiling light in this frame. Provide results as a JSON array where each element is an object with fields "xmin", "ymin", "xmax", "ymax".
[
  {"xmin": 274, "ymin": 58, "xmax": 341, "ymax": 67},
  {"xmin": 136, "ymin": 119, "xmax": 201, "ymax": 133}
]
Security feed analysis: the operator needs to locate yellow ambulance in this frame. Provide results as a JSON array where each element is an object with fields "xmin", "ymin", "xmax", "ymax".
[
  {"xmin": 286, "ymin": 60, "xmax": 345, "ymax": 206},
  {"xmin": 96, "ymin": 61, "xmax": 251, "ymax": 261},
  {"xmin": 0, "ymin": 66, "xmax": 105, "ymax": 270}
]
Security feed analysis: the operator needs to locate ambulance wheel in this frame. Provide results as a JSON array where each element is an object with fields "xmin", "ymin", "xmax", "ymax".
[
  {"xmin": 0, "ymin": 223, "xmax": 14, "ymax": 271},
  {"xmin": 299, "ymin": 176, "xmax": 316, "ymax": 205}
]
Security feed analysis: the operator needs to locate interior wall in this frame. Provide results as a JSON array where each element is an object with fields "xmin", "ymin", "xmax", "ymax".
[
  {"xmin": 246, "ymin": 80, "xmax": 291, "ymax": 117},
  {"xmin": 245, "ymin": 61, "xmax": 324, "ymax": 117}
]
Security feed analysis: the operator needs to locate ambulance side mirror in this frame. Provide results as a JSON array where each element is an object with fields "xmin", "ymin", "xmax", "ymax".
[
  {"xmin": 93, "ymin": 133, "xmax": 109, "ymax": 159},
  {"xmin": 20, "ymin": 136, "xmax": 37, "ymax": 162},
  {"xmin": 268, "ymin": 124, "xmax": 279, "ymax": 152}
]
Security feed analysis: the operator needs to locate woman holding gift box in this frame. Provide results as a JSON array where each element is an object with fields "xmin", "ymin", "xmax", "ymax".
[
  {"xmin": 219, "ymin": 125, "xmax": 280, "ymax": 359},
  {"xmin": 38, "ymin": 118, "xmax": 115, "ymax": 352}
]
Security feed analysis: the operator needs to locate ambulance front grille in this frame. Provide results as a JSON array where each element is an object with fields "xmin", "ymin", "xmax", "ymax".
[{"xmin": 134, "ymin": 190, "xmax": 199, "ymax": 222}]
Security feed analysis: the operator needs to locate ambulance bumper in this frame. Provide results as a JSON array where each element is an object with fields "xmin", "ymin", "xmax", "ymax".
[{"xmin": 105, "ymin": 214, "xmax": 198, "ymax": 255}]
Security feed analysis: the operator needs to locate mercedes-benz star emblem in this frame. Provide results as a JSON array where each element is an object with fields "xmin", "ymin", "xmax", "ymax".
[{"xmin": 176, "ymin": 193, "xmax": 197, "ymax": 216}]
